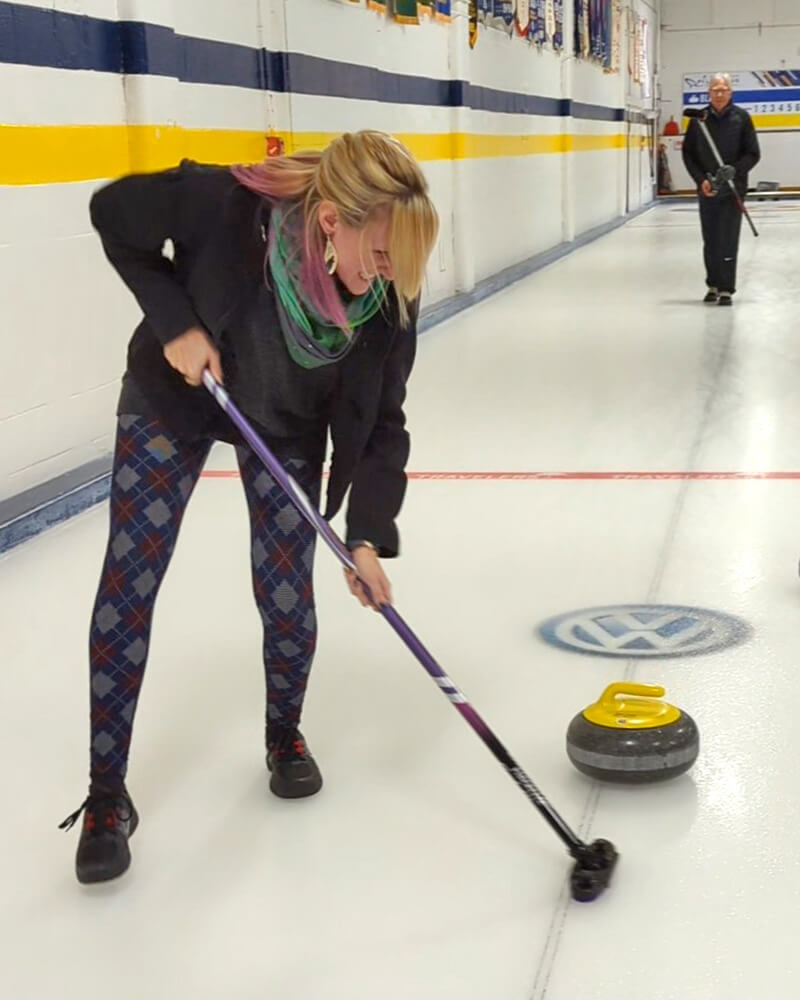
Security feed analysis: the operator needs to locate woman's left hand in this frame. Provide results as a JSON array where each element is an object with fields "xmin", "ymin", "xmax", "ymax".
[{"xmin": 344, "ymin": 546, "xmax": 393, "ymax": 611}]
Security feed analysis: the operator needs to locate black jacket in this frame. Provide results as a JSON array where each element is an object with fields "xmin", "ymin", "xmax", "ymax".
[
  {"xmin": 90, "ymin": 160, "xmax": 417, "ymax": 557},
  {"xmin": 681, "ymin": 103, "xmax": 760, "ymax": 196}
]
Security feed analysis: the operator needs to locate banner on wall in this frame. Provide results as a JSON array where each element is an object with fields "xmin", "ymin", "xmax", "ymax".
[
  {"xmin": 531, "ymin": 0, "xmax": 546, "ymax": 46},
  {"xmin": 545, "ymin": 0, "xmax": 555, "ymax": 44},
  {"xmin": 683, "ymin": 70, "xmax": 800, "ymax": 125},
  {"xmin": 367, "ymin": 0, "xmax": 387, "ymax": 9},
  {"xmin": 580, "ymin": 0, "xmax": 590, "ymax": 59},
  {"xmin": 469, "ymin": 0, "xmax": 479, "ymax": 46},
  {"xmin": 636, "ymin": 18, "xmax": 642, "ymax": 83},
  {"xmin": 394, "ymin": 0, "xmax": 419, "ymax": 23},
  {"xmin": 627, "ymin": 6, "xmax": 635, "ymax": 78},
  {"xmin": 418, "ymin": 0, "xmax": 435, "ymax": 15},
  {"xmin": 552, "ymin": 0, "xmax": 563, "ymax": 50},
  {"xmin": 435, "ymin": 0, "xmax": 452, "ymax": 21},
  {"xmin": 514, "ymin": 0, "xmax": 530, "ymax": 35},
  {"xmin": 609, "ymin": 0, "xmax": 621, "ymax": 72},
  {"xmin": 490, "ymin": 1, "xmax": 515, "ymax": 34},
  {"xmin": 641, "ymin": 19, "xmax": 650, "ymax": 97},
  {"xmin": 601, "ymin": 0, "xmax": 612, "ymax": 68},
  {"xmin": 589, "ymin": 0, "xmax": 601, "ymax": 60}
]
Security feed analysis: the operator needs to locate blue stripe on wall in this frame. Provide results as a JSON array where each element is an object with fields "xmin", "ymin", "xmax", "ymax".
[
  {"xmin": 0, "ymin": 0, "xmax": 624, "ymax": 122},
  {"xmin": 0, "ymin": 1, "xmax": 121, "ymax": 72},
  {"xmin": 684, "ymin": 89, "xmax": 800, "ymax": 105}
]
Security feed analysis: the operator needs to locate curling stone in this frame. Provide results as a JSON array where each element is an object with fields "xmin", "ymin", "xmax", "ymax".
[{"xmin": 566, "ymin": 683, "xmax": 699, "ymax": 783}]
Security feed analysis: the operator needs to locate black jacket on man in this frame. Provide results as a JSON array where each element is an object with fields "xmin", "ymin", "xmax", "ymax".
[
  {"xmin": 681, "ymin": 103, "xmax": 760, "ymax": 196},
  {"xmin": 89, "ymin": 160, "xmax": 417, "ymax": 557}
]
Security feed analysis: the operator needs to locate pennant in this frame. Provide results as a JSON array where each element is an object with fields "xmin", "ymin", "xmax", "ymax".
[
  {"xmin": 419, "ymin": 0, "xmax": 435, "ymax": 15},
  {"xmin": 478, "ymin": 0, "xmax": 492, "ymax": 23},
  {"xmin": 491, "ymin": 1, "xmax": 515, "ymax": 35},
  {"xmin": 469, "ymin": 0, "xmax": 479, "ymax": 46},
  {"xmin": 528, "ymin": 0, "xmax": 538, "ymax": 43},
  {"xmin": 514, "ymin": 0, "xmax": 530, "ymax": 35},
  {"xmin": 531, "ymin": 0, "xmax": 546, "ymax": 46},
  {"xmin": 552, "ymin": 0, "xmax": 563, "ymax": 50},
  {"xmin": 609, "ymin": 0, "xmax": 622, "ymax": 72},
  {"xmin": 641, "ymin": 18, "xmax": 650, "ymax": 96},
  {"xmin": 435, "ymin": 1, "xmax": 452, "ymax": 20},
  {"xmin": 367, "ymin": 0, "xmax": 387, "ymax": 10},
  {"xmin": 590, "ymin": 0, "xmax": 601, "ymax": 60},
  {"xmin": 627, "ymin": 5, "xmax": 635, "ymax": 76},
  {"xmin": 581, "ymin": 0, "xmax": 590, "ymax": 58},
  {"xmin": 545, "ymin": 0, "xmax": 555, "ymax": 42},
  {"xmin": 394, "ymin": 0, "xmax": 419, "ymax": 23}
]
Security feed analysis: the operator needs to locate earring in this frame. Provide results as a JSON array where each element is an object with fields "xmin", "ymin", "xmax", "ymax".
[{"xmin": 324, "ymin": 235, "xmax": 338, "ymax": 275}]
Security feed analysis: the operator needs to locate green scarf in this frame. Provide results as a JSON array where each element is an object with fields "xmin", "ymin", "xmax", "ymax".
[{"xmin": 268, "ymin": 203, "xmax": 387, "ymax": 370}]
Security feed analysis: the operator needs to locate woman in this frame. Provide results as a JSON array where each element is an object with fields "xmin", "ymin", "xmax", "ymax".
[{"xmin": 59, "ymin": 130, "xmax": 439, "ymax": 884}]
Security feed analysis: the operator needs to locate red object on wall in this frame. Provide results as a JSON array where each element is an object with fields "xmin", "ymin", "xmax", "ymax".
[{"xmin": 266, "ymin": 135, "xmax": 285, "ymax": 158}]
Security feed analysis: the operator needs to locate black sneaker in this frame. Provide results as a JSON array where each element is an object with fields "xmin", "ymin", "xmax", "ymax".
[
  {"xmin": 266, "ymin": 729, "xmax": 323, "ymax": 799},
  {"xmin": 718, "ymin": 292, "xmax": 733, "ymax": 306},
  {"xmin": 59, "ymin": 787, "xmax": 139, "ymax": 884},
  {"xmin": 703, "ymin": 288, "xmax": 718, "ymax": 303}
]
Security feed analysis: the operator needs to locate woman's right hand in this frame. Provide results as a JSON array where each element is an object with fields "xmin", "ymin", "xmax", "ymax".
[
  {"xmin": 163, "ymin": 327, "xmax": 223, "ymax": 386},
  {"xmin": 701, "ymin": 178, "xmax": 716, "ymax": 198}
]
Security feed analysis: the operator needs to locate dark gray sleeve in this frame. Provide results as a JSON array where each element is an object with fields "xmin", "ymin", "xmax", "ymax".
[
  {"xmin": 344, "ymin": 301, "xmax": 419, "ymax": 559},
  {"xmin": 734, "ymin": 112, "xmax": 760, "ymax": 176},
  {"xmin": 89, "ymin": 161, "xmax": 233, "ymax": 346},
  {"xmin": 681, "ymin": 121, "xmax": 707, "ymax": 187}
]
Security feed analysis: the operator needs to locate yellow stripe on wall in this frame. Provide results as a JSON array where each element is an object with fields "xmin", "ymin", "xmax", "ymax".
[
  {"xmin": 0, "ymin": 124, "xmax": 633, "ymax": 185},
  {"xmin": 681, "ymin": 113, "xmax": 800, "ymax": 131},
  {"xmin": 288, "ymin": 131, "xmax": 627, "ymax": 159},
  {"xmin": 0, "ymin": 125, "xmax": 269, "ymax": 185},
  {"xmin": 746, "ymin": 113, "xmax": 800, "ymax": 130}
]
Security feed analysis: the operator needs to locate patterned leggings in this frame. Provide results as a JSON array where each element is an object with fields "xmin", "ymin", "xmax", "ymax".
[{"xmin": 89, "ymin": 414, "xmax": 320, "ymax": 785}]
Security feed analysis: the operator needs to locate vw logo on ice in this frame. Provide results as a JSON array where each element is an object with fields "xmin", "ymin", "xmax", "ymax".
[{"xmin": 538, "ymin": 604, "xmax": 751, "ymax": 659}]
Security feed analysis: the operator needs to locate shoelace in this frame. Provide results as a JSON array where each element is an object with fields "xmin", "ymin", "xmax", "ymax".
[{"xmin": 58, "ymin": 794, "xmax": 133, "ymax": 833}]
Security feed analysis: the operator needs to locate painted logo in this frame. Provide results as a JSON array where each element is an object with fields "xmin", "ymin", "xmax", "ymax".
[{"xmin": 538, "ymin": 604, "xmax": 751, "ymax": 659}]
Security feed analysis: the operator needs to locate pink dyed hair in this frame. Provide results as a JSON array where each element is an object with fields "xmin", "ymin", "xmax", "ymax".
[
  {"xmin": 232, "ymin": 154, "xmax": 349, "ymax": 330},
  {"xmin": 231, "ymin": 132, "xmax": 439, "ymax": 330}
]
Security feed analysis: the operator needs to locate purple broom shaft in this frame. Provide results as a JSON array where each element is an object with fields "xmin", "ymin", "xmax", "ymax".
[{"xmin": 202, "ymin": 371, "xmax": 583, "ymax": 851}]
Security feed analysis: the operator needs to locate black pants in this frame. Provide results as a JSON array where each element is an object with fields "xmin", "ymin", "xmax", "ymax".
[{"xmin": 698, "ymin": 194, "xmax": 743, "ymax": 294}]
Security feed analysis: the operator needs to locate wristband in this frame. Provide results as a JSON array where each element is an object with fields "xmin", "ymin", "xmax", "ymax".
[{"xmin": 349, "ymin": 540, "xmax": 378, "ymax": 555}]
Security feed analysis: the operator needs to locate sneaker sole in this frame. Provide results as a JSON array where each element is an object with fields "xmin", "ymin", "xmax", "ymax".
[
  {"xmin": 76, "ymin": 811, "xmax": 139, "ymax": 884},
  {"xmin": 267, "ymin": 765, "xmax": 323, "ymax": 799}
]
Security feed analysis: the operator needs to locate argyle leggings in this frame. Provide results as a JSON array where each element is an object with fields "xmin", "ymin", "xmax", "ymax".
[{"xmin": 88, "ymin": 414, "xmax": 320, "ymax": 785}]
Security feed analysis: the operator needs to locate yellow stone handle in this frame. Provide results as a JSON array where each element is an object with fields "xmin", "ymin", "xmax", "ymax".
[
  {"xmin": 583, "ymin": 682, "xmax": 680, "ymax": 729},
  {"xmin": 602, "ymin": 683, "xmax": 665, "ymax": 716}
]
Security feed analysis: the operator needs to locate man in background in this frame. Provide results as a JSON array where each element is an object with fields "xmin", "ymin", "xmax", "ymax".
[{"xmin": 682, "ymin": 73, "xmax": 760, "ymax": 306}]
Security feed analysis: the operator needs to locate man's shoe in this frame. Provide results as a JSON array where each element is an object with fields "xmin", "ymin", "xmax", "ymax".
[
  {"xmin": 59, "ymin": 786, "xmax": 138, "ymax": 884},
  {"xmin": 266, "ymin": 729, "xmax": 323, "ymax": 799},
  {"xmin": 703, "ymin": 287, "xmax": 719, "ymax": 303},
  {"xmin": 718, "ymin": 292, "xmax": 733, "ymax": 306}
]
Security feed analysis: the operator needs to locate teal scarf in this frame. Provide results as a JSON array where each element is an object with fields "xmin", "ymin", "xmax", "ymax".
[{"xmin": 268, "ymin": 203, "xmax": 388, "ymax": 369}]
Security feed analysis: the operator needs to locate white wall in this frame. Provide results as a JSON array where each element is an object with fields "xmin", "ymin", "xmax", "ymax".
[
  {"xmin": 660, "ymin": 0, "xmax": 800, "ymax": 189},
  {"xmin": 0, "ymin": 0, "xmax": 658, "ymax": 507}
]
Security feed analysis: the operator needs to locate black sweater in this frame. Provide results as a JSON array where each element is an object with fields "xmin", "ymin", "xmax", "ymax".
[
  {"xmin": 681, "ymin": 103, "xmax": 761, "ymax": 196},
  {"xmin": 90, "ymin": 160, "xmax": 418, "ymax": 557}
]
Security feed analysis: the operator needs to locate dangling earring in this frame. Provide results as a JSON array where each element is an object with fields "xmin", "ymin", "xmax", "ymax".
[{"xmin": 324, "ymin": 235, "xmax": 338, "ymax": 275}]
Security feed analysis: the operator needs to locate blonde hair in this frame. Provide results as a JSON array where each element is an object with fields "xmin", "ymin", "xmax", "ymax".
[{"xmin": 232, "ymin": 131, "xmax": 439, "ymax": 328}]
